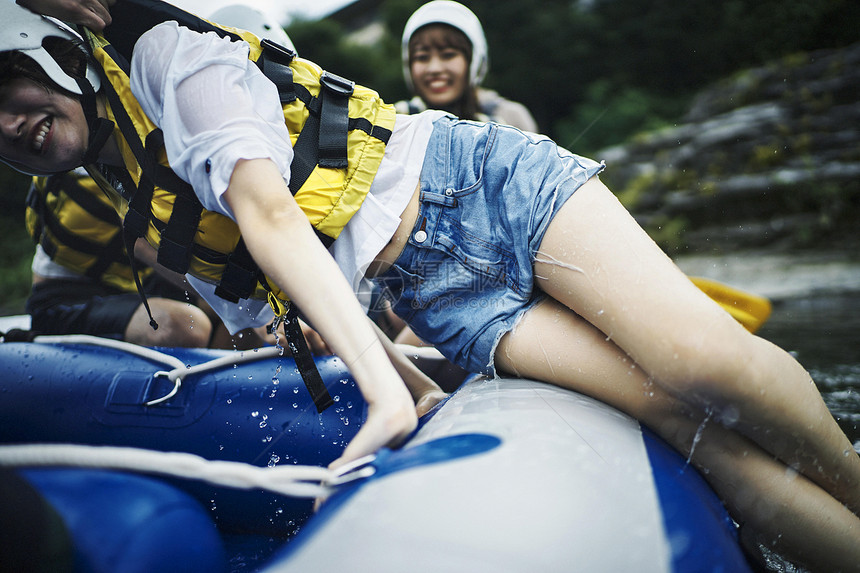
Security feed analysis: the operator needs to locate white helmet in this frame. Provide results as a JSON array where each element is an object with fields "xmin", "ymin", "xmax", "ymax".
[
  {"xmin": 0, "ymin": 2, "xmax": 111, "ymax": 173},
  {"xmin": 401, "ymin": 1, "xmax": 488, "ymax": 92},
  {"xmin": 0, "ymin": 2, "xmax": 101, "ymax": 95},
  {"xmin": 210, "ymin": 4, "xmax": 296, "ymax": 54}
]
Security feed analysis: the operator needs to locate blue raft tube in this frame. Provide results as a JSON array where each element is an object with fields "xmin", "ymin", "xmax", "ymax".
[{"xmin": 0, "ymin": 329, "xmax": 755, "ymax": 572}]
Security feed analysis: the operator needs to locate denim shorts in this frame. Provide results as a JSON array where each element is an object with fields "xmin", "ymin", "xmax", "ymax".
[{"xmin": 375, "ymin": 116, "xmax": 604, "ymax": 375}]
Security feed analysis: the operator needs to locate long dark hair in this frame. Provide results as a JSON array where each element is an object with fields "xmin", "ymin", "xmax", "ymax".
[
  {"xmin": 0, "ymin": 37, "xmax": 87, "ymax": 97},
  {"xmin": 408, "ymin": 24, "xmax": 480, "ymax": 121}
]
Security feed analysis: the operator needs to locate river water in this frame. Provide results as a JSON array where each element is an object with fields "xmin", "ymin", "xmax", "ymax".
[
  {"xmin": 758, "ymin": 293, "xmax": 860, "ymax": 446},
  {"xmin": 675, "ymin": 251, "xmax": 860, "ymax": 447},
  {"xmin": 675, "ymin": 251, "xmax": 860, "ymax": 572}
]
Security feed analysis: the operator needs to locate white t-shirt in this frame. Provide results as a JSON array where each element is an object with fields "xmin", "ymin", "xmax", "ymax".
[{"xmin": 130, "ymin": 21, "xmax": 443, "ymax": 332}]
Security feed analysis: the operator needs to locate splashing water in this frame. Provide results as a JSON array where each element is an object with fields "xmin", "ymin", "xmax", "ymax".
[
  {"xmin": 686, "ymin": 407, "xmax": 715, "ymax": 467},
  {"xmin": 533, "ymin": 252, "xmax": 586, "ymax": 274}
]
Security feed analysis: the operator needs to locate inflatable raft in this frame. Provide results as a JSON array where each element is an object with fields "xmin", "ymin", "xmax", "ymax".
[{"xmin": 0, "ymin": 324, "xmax": 753, "ymax": 572}]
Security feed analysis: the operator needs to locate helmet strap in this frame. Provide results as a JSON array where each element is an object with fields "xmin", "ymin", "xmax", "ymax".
[{"xmin": 74, "ymin": 76, "xmax": 114, "ymax": 165}]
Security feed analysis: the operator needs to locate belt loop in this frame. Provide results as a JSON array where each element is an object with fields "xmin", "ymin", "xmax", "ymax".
[{"xmin": 421, "ymin": 192, "xmax": 457, "ymax": 207}]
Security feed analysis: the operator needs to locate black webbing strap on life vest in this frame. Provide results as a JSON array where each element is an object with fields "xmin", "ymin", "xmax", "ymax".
[
  {"xmin": 25, "ymin": 180, "xmax": 46, "ymax": 247},
  {"xmin": 29, "ymin": 174, "xmax": 130, "ymax": 282},
  {"xmin": 317, "ymin": 72, "xmax": 353, "ymax": 170},
  {"xmin": 214, "ymin": 238, "xmax": 258, "ymax": 303},
  {"xmin": 287, "ymin": 71, "xmax": 354, "ymax": 193},
  {"xmin": 281, "ymin": 305, "xmax": 334, "ymax": 413},
  {"xmin": 255, "ymin": 41, "xmax": 353, "ymax": 213},
  {"xmin": 139, "ymin": 130, "xmax": 204, "ymax": 275},
  {"xmin": 92, "ymin": 17, "xmax": 338, "ymax": 411},
  {"xmin": 92, "ymin": 53, "xmax": 160, "ymax": 329},
  {"xmin": 257, "ymin": 39, "xmax": 297, "ymax": 104}
]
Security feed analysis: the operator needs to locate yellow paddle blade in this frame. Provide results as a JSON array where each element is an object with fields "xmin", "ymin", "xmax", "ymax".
[{"xmin": 690, "ymin": 276, "xmax": 773, "ymax": 334}]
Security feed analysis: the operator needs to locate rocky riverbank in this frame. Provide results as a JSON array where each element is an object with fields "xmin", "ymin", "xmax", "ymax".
[{"xmin": 597, "ymin": 42, "xmax": 860, "ymax": 256}]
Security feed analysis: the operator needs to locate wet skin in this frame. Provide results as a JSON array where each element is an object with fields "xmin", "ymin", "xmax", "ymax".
[
  {"xmin": 0, "ymin": 78, "xmax": 89, "ymax": 175},
  {"xmin": 410, "ymin": 39, "xmax": 469, "ymax": 110}
]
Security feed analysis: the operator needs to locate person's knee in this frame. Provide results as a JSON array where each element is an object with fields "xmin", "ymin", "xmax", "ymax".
[
  {"xmin": 125, "ymin": 300, "xmax": 213, "ymax": 347},
  {"xmin": 648, "ymin": 322, "xmax": 762, "ymax": 405},
  {"xmin": 155, "ymin": 307, "xmax": 212, "ymax": 347}
]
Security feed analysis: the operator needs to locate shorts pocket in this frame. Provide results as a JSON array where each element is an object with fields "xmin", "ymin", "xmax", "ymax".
[{"xmin": 434, "ymin": 219, "xmax": 520, "ymax": 294}]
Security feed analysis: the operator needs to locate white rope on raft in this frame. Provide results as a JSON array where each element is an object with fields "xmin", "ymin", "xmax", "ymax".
[
  {"xmin": 0, "ymin": 443, "xmax": 339, "ymax": 499},
  {"xmin": 31, "ymin": 335, "xmax": 448, "ymax": 406},
  {"xmin": 33, "ymin": 334, "xmax": 189, "ymax": 370},
  {"xmin": 32, "ymin": 335, "xmax": 288, "ymax": 406},
  {"xmin": 33, "ymin": 335, "xmax": 447, "ymax": 374},
  {"xmin": 33, "ymin": 334, "xmax": 287, "ymax": 378}
]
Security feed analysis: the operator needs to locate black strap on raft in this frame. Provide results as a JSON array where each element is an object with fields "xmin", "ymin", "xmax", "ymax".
[{"xmin": 281, "ymin": 306, "xmax": 334, "ymax": 413}]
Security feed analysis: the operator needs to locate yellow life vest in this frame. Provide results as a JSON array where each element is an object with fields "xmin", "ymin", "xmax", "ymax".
[
  {"xmin": 83, "ymin": 13, "xmax": 395, "ymax": 309},
  {"xmin": 25, "ymin": 171, "xmax": 152, "ymax": 292}
]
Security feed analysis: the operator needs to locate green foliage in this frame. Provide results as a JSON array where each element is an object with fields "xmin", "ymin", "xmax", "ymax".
[
  {"xmin": 553, "ymin": 81, "xmax": 687, "ymax": 156},
  {"xmin": 0, "ymin": 165, "xmax": 34, "ymax": 313},
  {"xmin": 645, "ymin": 215, "xmax": 689, "ymax": 254},
  {"xmin": 288, "ymin": 0, "xmax": 858, "ymax": 149}
]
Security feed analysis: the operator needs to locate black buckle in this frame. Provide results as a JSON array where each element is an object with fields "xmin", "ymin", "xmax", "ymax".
[
  {"xmin": 260, "ymin": 38, "xmax": 296, "ymax": 64},
  {"xmin": 320, "ymin": 71, "xmax": 354, "ymax": 97}
]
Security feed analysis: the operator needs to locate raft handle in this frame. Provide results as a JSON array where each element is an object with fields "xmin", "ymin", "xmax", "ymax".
[{"xmin": 145, "ymin": 371, "xmax": 182, "ymax": 407}]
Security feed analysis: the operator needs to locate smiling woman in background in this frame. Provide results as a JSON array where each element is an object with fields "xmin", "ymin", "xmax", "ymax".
[{"xmin": 396, "ymin": 1, "xmax": 537, "ymax": 132}]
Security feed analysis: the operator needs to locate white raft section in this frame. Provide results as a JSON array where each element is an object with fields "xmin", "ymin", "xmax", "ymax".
[{"xmin": 268, "ymin": 377, "xmax": 672, "ymax": 572}]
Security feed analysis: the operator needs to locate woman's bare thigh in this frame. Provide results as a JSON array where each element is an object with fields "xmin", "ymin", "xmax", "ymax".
[{"xmin": 532, "ymin": 177, "xmax": 751, "ymax": 390}]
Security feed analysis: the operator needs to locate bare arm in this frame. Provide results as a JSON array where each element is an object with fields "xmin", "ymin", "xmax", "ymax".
[
  {"xmin": 368, "ymin": 319, "xmax": 447, "ymax": 416},
  {"xmin": 224, "ymin": 158, "xmax": 417, "ymax": 468},
  {"xmin": 17, "ymin": 0, "xmax": 115, "ymax": 31}
]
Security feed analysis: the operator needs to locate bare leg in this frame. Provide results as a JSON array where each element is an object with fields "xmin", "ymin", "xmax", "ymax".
[
  {"xmin": 209, "ymin": 324, "xmax": 273, "ymax": 350},
  {"xmin": 496, "ymin": 298, "xmax": 860, "ymax": 571},
  {"xmin": 525, "ymin": 177, "xmax": 860, "ymax": 511},
  {"xmin": 124, "ymin": 298, "xmax": 212, "ymax": 347}
]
